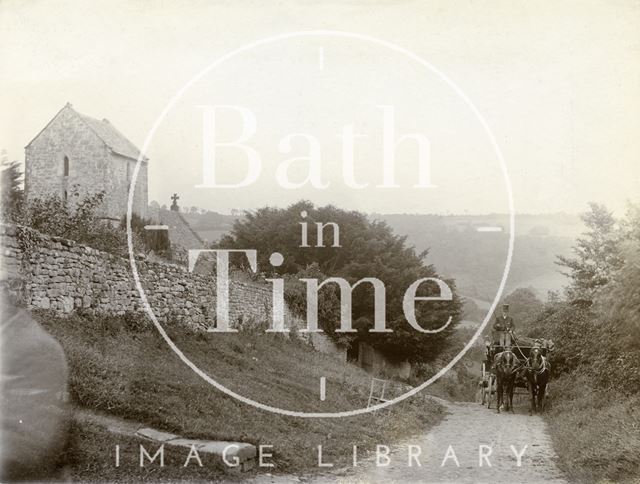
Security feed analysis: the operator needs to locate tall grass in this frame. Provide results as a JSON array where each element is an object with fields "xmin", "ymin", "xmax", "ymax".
[
  {"xmin": 35, "ymin": 310, "xmax": 445, "ymax": 479},
  {"xmin": 544, "ymin": 373, "xmax": 640, "ymax": 483}
]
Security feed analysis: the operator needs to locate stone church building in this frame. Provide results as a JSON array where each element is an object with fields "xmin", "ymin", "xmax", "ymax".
[{"xmin": 24, "ymin": 103, "xmax": 148, "ymax": 220}]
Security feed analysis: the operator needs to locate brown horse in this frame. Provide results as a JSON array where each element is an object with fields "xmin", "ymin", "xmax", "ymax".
[
  {"xmin": 524, "ymin": 346, "xmax": 550, "ymax": 416},
  {"xmin": 494, "ymin": 349, "xmax": 520, "ymax": 413}
]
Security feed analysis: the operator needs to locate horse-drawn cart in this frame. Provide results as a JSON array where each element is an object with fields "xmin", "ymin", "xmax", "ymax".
[{"xmin": 479, "ymin": 335, "xmax": 553, "ymax": 413}]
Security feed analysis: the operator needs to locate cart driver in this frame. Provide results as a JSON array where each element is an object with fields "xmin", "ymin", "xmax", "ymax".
[{"xmin": 493, "ymin": 303, "xmax": 515, "ymax": 349}]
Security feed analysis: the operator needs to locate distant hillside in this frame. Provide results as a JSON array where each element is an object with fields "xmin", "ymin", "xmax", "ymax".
[
  {"xmin": 378, "ymin": 213, "xmax": 581, "ymax": 301},
  {"xmin": 180, "ymin": 208, "xmax": 581, "ymax": 301},
  {"xmin": 378, "ymin": 213, "xmax": 584, "ymax": 238},
  {"xmin": 148, "ymin": 206, "xmax": 239, "ymax": 246}
]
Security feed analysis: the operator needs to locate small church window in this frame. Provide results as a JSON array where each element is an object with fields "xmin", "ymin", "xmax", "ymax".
[{"xmin": 63, "ymin": 156, "xmax": 69, "ymax": 176}]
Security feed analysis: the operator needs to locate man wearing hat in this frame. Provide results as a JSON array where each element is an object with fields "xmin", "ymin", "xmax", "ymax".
[{"xmin": 493, "ymin": 303, "xmax": 515, "ymax": 349}]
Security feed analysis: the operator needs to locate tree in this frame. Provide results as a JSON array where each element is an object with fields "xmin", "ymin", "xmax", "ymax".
[
  {"xmin": 527, "ymin": 300, "xmax": 595, "ymax": 374},
  {"xmin": 533, "ymin": 205, "xmax": 640, "ymax": 393},
  {"xmin": 588, "ymin": 208, "xmax": 640, "ymax": 392},
  {"xmin": 217, "ymin": 200, "xmax": 462, "ymax": 363},
  {"xmin": 556, "ymin": 203, "xmax": 622, "ymax": 302},
  {"xmin": 620, "ymin": 202, "xmax": 640, "ymax": 242},
  {"xmin": 0, "ymin": 158, "xmax": 24, "ymax": 222},
  {"xmin": 501, "ymin": 287, "xmax": 544, "ymax": 334}
]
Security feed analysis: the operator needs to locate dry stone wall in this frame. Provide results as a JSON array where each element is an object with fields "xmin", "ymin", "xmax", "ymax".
[{"xmin": 0, "ymin": 224, "xmax": 298, "ymax": 331}]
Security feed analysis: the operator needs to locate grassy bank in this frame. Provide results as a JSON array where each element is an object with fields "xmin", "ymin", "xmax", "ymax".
[
  {"xmin": 35, "ymin": 310, "xmax": 444, "ymax": 480},
  {"xmin": 543, "ymin": 373, "xmax": 640, "ymax": 483}
]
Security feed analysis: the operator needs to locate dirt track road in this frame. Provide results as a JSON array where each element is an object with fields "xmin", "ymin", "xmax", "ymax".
[{"xmin": 253, "ymin": 398, "xmax": 567, "ymax": 484}]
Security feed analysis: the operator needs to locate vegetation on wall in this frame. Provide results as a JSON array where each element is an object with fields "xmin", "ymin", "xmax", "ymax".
[{"xmin": 0, "ymin": 162, "xmax": 152, "ymax": 258}]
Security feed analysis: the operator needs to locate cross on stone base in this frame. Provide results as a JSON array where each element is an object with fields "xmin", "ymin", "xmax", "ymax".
[{"xmin": 170, "ymin": 193, "xmax": 180, "ymax": 211}]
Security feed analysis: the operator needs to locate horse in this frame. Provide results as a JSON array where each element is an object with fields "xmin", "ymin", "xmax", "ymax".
[
  {"xmin": 524, "ymin": 346, "xmax": 550, "ymax": 416},
  {"xmin": 493, "ymin": 349, "xmax": 520, "ymax": 413}
]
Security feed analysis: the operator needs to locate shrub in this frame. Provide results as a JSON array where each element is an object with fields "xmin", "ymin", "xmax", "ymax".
[
  {"xmin": 526, "ymin": 302, "xmax": 597, "ymax": 376},
  {"xmin": 18, "ymin": 188, "xmax": 146, "ymax": 257}
]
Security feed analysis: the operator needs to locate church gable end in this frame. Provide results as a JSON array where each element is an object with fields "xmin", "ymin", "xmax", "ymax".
[
  {"xmin": 25, "ymin": 103, "xmax": 148, "ymax": 220},
  {"xmin": 25, "ymin": 103, "xmax": 109, "ymax": 206}
]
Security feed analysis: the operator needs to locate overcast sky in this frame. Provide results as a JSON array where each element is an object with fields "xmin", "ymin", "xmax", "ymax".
[{"xmin": 1, "ymin": 0, "xmax": 639, "ymax": 215}]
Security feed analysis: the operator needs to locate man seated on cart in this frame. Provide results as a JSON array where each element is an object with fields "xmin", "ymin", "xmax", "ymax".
[{"xmin": 493, "ymin": 303, "xmax": 515, "ymax": 350}]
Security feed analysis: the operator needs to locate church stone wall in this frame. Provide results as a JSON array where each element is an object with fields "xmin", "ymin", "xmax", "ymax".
[
  {"xmin": 109, "ymin": 153, "xmax": 148, "ymax": 220},
  {"xmin": 25, "ymin": 106, "xmax": 148, "ymax": 220},
  {"xmin": 0, "ymin": 224, "xmax": 299, "ymax": 332},
  {"xmin": 25, "ymin": 106, "xmax": 109, "ymax": 210}
]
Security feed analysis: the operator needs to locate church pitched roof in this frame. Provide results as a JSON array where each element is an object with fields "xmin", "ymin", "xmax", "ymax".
[
  {"xmin": 26, "ymin": 103, "xmax": 146, "ymax": 161},
  {"xmin": 77, "ymin": 112, "xmax": 144, "ymax": 161},
  {"xmin": 158, "ymin": 209, "xmax": 205, "ymax": 250}
]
